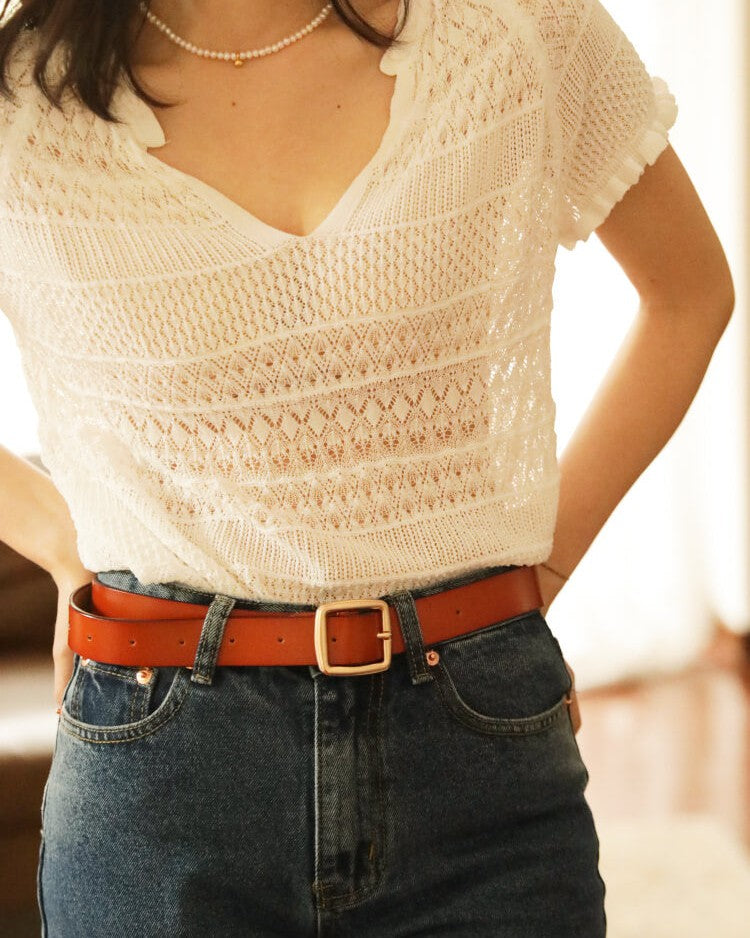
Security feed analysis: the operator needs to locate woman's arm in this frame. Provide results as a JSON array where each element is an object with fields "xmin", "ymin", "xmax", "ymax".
[
  {"xmin": 0, "ymin": 444, "xmax": 84, "ymax": 579},
  {"xmin": 0, "ymin": 443, "xmax": 93, "ymax": 703},
  {"xmin": 539, "ymin": 144, "xmax": 735, "ymax": 612}
]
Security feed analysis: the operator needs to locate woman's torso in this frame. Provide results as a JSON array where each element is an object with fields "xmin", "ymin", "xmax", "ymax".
[{"xmin": 0, "ymin": 0, "xmax": 570, "ymax": 603}]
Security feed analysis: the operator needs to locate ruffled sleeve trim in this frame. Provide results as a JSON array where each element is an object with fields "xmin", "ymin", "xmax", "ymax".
[{"xmin": 558, "ymin": 76, "xmax": 678, "ymax": 251}]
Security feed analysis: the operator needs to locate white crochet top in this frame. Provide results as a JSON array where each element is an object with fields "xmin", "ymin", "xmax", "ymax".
[{"xmin": 0, "ymin": 0, "xmax": 677, "ymax": 603}]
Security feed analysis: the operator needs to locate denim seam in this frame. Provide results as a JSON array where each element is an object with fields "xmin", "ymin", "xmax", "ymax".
[
  {"xmin": 371, "ymin": 672, "xmax": 387, "ymax": 891},
  {"xmin": 316, "ymin": 873, "xmax": 382, "ymax": 908},
  {"xmin": 432, "ymin": 664, "xmax": 571, "ymax": 736},
  {"xmin": 402, "ymin": 602, "xmax": 420, "ymax": 681},
  {"xmin": 58, "ymin": 670, "xmax": 190, "ymax": 743},
  {"xmin": 36, "ymin": 773, "xmax": 52, "ymax": 937},
  {"xmin": 312, "ymin": 676, "xmax": 323, "ymax": 909},
  {"xmin": 127, "ymin": 687, "xmax": 139, "ymax": 723},
  {"xmin": 73, "ymin": 661, "xmax": 150, "ymax": 723},
  {"xmin": 80, "ymin": 661, "xmax": 142, "ymax": 680},
  {"xmin": 128, "ymin": 681, "xmax": 147, "ymax": 722},
  {"xmin": 387, "ymin": 591, "xmax": 433, "ymax": 686},
  {"xmin": 363, "ymin": 672, "xmax": 385, "ymax": 892},
  {"xmin": 315, "ymin": 673, "xmax": 388, "ymax": 910},
  {"xmin": 191, "ymin": 594, "xmax": 236, "ymax": 685},
  {"xmin": 37, "ymin": 835, "xmax": 47, "ymax": 937},
  {"xmin": 69, "ymin": 663, "xmax": 84, "ymax": 721},
  {"xmin": 59, "ymin": 701, "xmax": 184, "ymax": 744}
]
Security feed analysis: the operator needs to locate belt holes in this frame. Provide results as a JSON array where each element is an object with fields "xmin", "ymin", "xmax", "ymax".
[
  {"xmin": 276, "ymin": 636, "xmax": 284, "ymax": 643},
  {"xmin": 229, "ymin": 637, "xmax": 236, "ymax": 644},
  {"xmin": 178, "ymin": 638, "xmax": 185, "ymax": 645},
  {"xmin": 86, "ymin": 634, "xmax": 92, "ymax": 641},
  {"xmin": 129, "ymin": 639, "xmax": 136, "ymax": 646}
]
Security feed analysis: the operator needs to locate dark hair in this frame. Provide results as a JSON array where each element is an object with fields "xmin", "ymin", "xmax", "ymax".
[{"xmin": 0, "ymin": 0, "xmax": 410, "ymax": 122}]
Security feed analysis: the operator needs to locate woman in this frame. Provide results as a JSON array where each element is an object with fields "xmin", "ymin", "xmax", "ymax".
[{"xmin": 0, "ymin": 0, "xmax": 733, "ymax": 934}]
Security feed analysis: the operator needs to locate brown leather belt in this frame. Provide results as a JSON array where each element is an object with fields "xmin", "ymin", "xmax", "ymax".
[{"xmin": 68, "ymin": 565, "xmax": 543, "ymax": 675}]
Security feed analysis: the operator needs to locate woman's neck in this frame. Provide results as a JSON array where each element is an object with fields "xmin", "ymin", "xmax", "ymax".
[{"xmin": 143, "ymin": 0, "xmax": 331, "ymax": 50}]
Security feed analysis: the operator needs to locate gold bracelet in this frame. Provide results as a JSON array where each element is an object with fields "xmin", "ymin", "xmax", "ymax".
[{"xmin": 540, "ymin": 560, "xmax": 570, "ymax": 582}]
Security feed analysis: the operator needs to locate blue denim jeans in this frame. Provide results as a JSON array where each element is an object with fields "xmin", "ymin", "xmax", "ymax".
[{"xmin": 38, "ymin": 563, "xmax": 607, "ymax": 936}]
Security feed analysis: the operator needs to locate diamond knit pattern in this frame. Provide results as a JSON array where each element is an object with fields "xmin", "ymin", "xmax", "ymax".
[{"xmin": 0, "ymin": 1, "xmax": 677, "ymax": 602}]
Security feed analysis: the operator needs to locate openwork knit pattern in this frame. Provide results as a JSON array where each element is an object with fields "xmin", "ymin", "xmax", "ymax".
[{"xmin": 0, "ymin": 0, "xmax": 677, "ymax": 603}]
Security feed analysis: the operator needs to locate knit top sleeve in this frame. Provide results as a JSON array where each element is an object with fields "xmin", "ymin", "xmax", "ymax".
[{"xmin": 531, "ymin": 0, "xmax": 678, "ymax": 250}]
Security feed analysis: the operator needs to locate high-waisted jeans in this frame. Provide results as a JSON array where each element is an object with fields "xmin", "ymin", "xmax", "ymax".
[{"xmin": 38, "ymin": 563, "xmax": 607, "ymax": 936}]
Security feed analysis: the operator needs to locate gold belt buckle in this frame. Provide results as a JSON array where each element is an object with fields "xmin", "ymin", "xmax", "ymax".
[{"xmin": 313, "ymin": 599, "xmax": 392, "ymax": 675}]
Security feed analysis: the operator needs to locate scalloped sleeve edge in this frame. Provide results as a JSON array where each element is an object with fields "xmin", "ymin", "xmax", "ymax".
[{"xmin": 558, "ymin": 76, "xmax": 679, "ymax": 251}]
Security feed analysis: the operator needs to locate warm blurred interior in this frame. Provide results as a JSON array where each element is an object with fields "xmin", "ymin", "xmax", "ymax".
[{"xmin": 1, "ymin": 0, "xmax": 749, "ymax": 935}]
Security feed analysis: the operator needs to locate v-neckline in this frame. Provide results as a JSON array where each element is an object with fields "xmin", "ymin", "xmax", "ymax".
[{"xmin": 112, "ymin": 0, "xmax": 423, "ymax": 247}]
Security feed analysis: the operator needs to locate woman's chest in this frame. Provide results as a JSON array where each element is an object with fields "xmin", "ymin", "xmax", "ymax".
[
  {"xmin": 131, "ymin": 6, "xmax": 400, "ymax": 240},
  {"xmin": 0, "ymin": 2, "xmax": 561, "ymax": 348}
]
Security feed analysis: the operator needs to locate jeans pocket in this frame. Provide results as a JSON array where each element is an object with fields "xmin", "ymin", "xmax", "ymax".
[
  {"xmin": 59, "ymin": 652, "xmax": 191, "ymax": 743},
  {"xmin": 428, "ymin": 609, "xmax": 573, "ymax": 736}
]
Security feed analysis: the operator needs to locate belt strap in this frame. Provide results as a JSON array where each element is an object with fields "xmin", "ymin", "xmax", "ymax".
[{"xmin": 68, "ymin": 565, "xmax": 543, "ymax": 670}]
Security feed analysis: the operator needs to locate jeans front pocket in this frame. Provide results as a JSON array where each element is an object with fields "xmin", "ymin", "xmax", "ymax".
[
  {"xmin": 428, "ymin": 609, "xmax": 573, "ymax": 736},
  {"xmin": 60, "ymin": 652, "xmax": 191, "ymax": 743}
]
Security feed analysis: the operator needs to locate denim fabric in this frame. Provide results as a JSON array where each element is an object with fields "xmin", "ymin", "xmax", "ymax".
[{"xmin": 38, "ymin": 564, "xmax": 607, "ymax": 936}]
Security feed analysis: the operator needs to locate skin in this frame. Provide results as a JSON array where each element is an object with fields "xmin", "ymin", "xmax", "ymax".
[
  {"xmin": 126, "ymin": 0, "xmax": 402, "ymax": 240},
  {"xmin": 0, "ymin": 3, "xmax": 734, "ymax": 732}
]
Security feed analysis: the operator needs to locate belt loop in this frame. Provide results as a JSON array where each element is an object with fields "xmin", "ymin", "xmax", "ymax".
[
  {"xmin": 190, "ymin": 593, "xmax": 237, "ymax": 685},
  {"xmin": 381, "ymin": 589, "xmax": 433, "ymax": 686}
]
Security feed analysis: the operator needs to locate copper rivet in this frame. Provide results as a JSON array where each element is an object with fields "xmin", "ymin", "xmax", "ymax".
[
  {"xmin": 425, "ymin": 650, "xmax": 440, "ymax": 666},
  {"xmin": 136, "ymin": 667, "xmax": 154, "ymax": 686},
  {"xmin": 81, "ymin": 658, "xmax": 90, "ymax": 667}
]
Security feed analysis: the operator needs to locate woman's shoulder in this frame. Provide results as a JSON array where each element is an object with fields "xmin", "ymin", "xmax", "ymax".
[
  {"xmin": 0, "ymin": 27, "xmax": 47, "ymax": 138},
  {"xmin": 443, "ymin": 0, "xmax": 588, "ymax": 49},
  {"xmin": 478, "ymin": 0, "xmax": 620, "ymax": 76}
]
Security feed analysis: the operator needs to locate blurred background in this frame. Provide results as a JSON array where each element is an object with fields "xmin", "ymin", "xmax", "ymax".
[
  {"xmin": 548, "ymin": 0, "xmax": 750, "ymax": 934},
  {"xmin": 1, "ymin": 0, "xmax": 749, "ymax": 935}
]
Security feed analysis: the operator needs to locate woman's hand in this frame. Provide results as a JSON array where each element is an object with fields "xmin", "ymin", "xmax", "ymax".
[
  {"xmin": 534, "ymin": 562, "xmax": 581, "ymax": 735},
  {"xmin": 51, "ymin": 562, "xmax": 95, "ymax": 711}
]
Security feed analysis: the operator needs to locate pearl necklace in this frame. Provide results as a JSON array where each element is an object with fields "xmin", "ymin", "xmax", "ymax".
[{"xmin": 137, "ymin": 1, "xmax": 334, "ymax": 67}]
